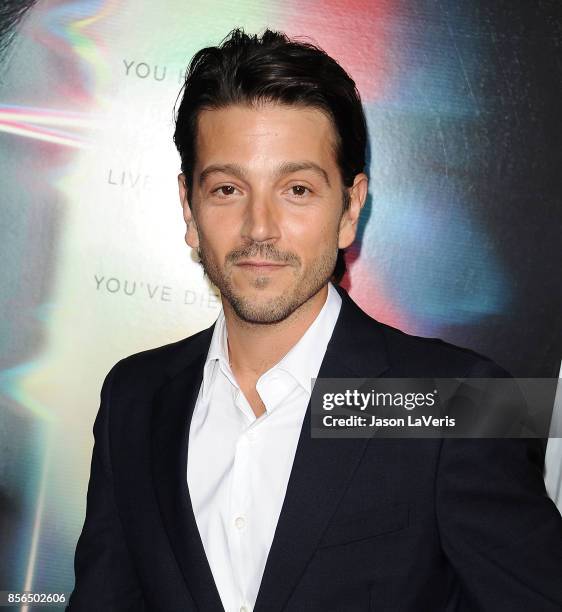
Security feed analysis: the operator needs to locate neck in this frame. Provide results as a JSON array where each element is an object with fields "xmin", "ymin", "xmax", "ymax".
[{"xmin": 223, "ymin": 284, "xmax": 329, "ymax": 379}]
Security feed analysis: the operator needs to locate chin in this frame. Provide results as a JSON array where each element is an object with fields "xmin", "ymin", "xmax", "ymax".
[
  {"xmin": 233, "ymin": 275, "xmax": 292, "ymax": 297},
  {"xmin": 229, "ymin": 292, "xmax": 299, "ymax": 325}
]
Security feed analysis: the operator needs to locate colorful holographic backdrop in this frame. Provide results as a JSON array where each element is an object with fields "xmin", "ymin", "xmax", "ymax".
[{"xmin": 1, "ymin": 0, "xmax": 560, "ymax": 605}]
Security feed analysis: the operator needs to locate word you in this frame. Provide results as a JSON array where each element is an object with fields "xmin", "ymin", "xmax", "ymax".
[{"xmin": 123, "ymin": 59, "xmax": 184, "ymax": 84}]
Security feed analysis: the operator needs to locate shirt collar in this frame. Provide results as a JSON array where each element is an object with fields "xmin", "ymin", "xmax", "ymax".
[
  {"xmin": 202, "ymin": 282, "xmax": 342, "ymax": 397},
  {"xmin": 271, "ymin": 283, "xmax": 341, "ymax": 393},
  {"xmin": 202, "ymin": 308, "xmax": 234, "ymax": 395}
]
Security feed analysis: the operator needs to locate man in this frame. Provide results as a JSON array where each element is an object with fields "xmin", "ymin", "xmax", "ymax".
[{"xmin": 68, "ymin": 29, "xmax": 562, "ymax": 611}]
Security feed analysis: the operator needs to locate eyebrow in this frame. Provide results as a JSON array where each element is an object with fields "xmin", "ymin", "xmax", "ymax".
[
  {"xmin": 276, "ymin": 161, "xmax": 331, "ymax": 187},
  {"xmin": 198, "ymin": 160, "xmax": 331, "ymax": 187},
  {"xmin": 199, "ymin": 163, "xmax": 246, "ymax": 186}
]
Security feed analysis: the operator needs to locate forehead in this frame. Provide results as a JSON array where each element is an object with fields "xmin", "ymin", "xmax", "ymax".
[{"xmin": 194, "ymin": 103, "xmax": 339, "ymax": 173}]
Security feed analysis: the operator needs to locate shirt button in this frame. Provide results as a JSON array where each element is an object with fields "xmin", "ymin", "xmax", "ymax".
[
  {"xmin": 240, "ymin": 607, "xmax": 248, "ymax": 612},
  {"xmin": 247, "ymin": 430, "xmax": 257, "ymax": 441},
  {"xmin": 234, "ymin": 516, "xmax": 246, "ymax": 530}
]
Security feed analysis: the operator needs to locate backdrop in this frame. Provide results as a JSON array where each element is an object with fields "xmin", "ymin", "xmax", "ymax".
[{"xmin": 1, "ymin": 0, "xmax": 560, "ymax": 605}]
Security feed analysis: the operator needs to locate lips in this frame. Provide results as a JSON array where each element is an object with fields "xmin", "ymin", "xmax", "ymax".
[
  {"xmin": 235, "ymin": 260, "xmax": 288, "ymax": 272},
  {"xmin": 236, "ymin": 260, "xmax": 286, "ymax": 266}
]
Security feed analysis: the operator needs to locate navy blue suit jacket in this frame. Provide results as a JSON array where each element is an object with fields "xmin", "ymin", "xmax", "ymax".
[{"xmin": 68, "ymin": 286, "xmax": 562, "ymax": 610}]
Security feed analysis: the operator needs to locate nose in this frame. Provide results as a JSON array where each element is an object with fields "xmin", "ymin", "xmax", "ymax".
[{"xmin": 241, "ymin": 193, "xmax": 281, "ymax": 244}]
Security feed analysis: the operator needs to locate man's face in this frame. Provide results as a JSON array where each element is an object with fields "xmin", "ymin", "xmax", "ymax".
[{"xmin": 179, "ymin": 103, "xmax": 367, "ymax": 324}]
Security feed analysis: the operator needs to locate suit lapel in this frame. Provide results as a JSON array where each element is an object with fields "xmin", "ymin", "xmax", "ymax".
[
  {"xmin": 151, "ymin": 328, "xmax": 225, "ymax": 612},
  {"xmin": 254, "ymin": 289, "xmax": 390, "ymax": 612}
]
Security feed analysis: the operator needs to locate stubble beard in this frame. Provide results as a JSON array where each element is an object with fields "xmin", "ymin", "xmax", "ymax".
[{"xmin": 197, "ymin": 239, "xmax": 338, "ymax": 325}]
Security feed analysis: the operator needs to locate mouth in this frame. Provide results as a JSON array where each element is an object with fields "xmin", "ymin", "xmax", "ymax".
[{"xmin": 235, "ymin": 260, "xmax": 288, "ymax": 272}]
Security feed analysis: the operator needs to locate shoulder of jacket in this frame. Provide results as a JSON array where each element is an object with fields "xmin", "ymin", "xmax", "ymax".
[
  {"xmin": 376, "ymin": 319, "xmax": 509, "ymax": 377},
  {"xmin": 106, "ymin": 324, "xmax": 214, "ymax": 387}
]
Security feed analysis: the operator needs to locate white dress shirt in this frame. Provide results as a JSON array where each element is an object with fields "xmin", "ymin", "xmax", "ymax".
[{"xmin": 187, "ymin": 283, "xmax": 342, "ymax": 612}]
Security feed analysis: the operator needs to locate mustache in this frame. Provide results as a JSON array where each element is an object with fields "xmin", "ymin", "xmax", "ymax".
[{"xmin": 226, "ymin": 243, "xmax": 301, "ymax": 266}]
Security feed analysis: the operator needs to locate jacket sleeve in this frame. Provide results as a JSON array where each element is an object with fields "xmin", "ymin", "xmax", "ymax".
[
  {"xmin": 67, "ymin": 364, "xmax": 145, "ymax": 611},
  {"xmin": 436, "ymin": 363, "xmax": 562, "ymax": 609}
]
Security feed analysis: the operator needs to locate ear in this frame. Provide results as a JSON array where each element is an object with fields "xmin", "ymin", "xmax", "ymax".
[
  {"xmin": 178, "ymin": 173, "xmax": 200, "ymax": 249},
  {"xmin": 338, "ymin": 172, "xmax": 368, "ymax": 249}
]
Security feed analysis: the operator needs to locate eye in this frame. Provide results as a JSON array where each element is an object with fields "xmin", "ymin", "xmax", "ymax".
[
  {"xmin": 212, "ymin": 185, "xmax": 238, "ymax": 197},
  {"xmin": 288, "ymin": 185, "xmax": 311, "ymax": 198}
]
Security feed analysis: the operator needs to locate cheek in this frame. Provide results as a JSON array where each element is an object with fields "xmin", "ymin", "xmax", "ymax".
[
  {"xmin": 287, "ymin": 210, "xmax": 340, "ymax": 245},
  {"xmin": 196, "ymin": 210, "xmax": 238, "ymax": 252},
  {"xmin": 282, "ymin": 213, "xmax": 340, "ymax": 267}
]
